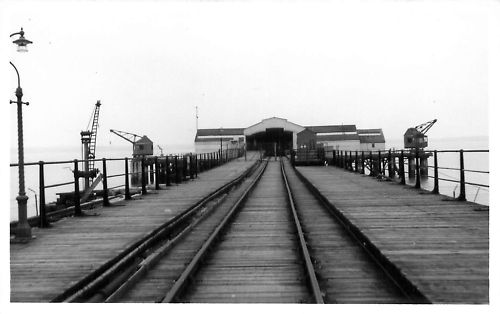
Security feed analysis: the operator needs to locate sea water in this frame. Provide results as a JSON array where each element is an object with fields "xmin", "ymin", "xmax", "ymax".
[
  {"xmin": 9, "ymin": 136, "xmax": 488, "ymax": 221},
  {"xmin": 9, "ymin": 143, "xmax": 194, "ymax": 221}
]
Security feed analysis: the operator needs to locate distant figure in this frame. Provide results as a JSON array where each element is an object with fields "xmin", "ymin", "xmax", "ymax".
[{"xmin": 324, "ymin": 160, "xmax": 329, "ymax": 167}]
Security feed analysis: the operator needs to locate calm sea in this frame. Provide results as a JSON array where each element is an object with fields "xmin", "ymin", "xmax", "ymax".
[{"xmin": 9, "ymin": 137, "xmax": 488, "ymax": 221}]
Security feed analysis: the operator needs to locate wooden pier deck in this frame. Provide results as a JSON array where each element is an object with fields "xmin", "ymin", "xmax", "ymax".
[
  {"xmin": 296, "ymin": 165, "xmax": 489, "ymax": 304},
  {"xmin": 10, "ymin": 155, "xmax": 258, "ymax": 302}
]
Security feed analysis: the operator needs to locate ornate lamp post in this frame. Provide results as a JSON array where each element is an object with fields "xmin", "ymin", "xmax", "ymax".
[{"xmin": 10, "ymin": 27, "xmax": 33, "ymax": 242}]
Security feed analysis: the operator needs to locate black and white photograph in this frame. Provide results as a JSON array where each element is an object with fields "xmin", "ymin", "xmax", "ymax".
[{"xmin": 2, "ymin": 0, "xmax": 498, "ymax": 311}]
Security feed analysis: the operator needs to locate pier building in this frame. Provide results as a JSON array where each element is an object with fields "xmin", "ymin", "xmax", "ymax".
[{"xmin": 194, "ymin": 117, "xmax": 385, "ymax": 155}]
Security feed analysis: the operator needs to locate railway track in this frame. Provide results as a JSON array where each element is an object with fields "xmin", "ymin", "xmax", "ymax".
[{"xmin": 54, "ymin": 156, "xmax": 429, "ymax": 303}]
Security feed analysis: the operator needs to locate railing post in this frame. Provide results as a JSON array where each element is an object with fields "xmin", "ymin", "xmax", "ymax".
[
  {"xmin": 355, "ymin": 151, "xmax": 358, "ymax": 173},
  {"xmin": 102, "ymin": 158, "xmax": 110, "ymax": 206},
  {"xmin": 415, "ymin": 149, "xmax": 421, "ymax": 189},
  {"xmin": 175, "ymin": 156, "xmax": 181, "ymax": 183},
  {"xmin": 154, "ymin": 157, "xmax": 160, "ymax": 190},
  {"xmin": 141, "ymin": 156, "xmax": 147, "ymax": 195},
  {"xmin": 400, "ymin": 150, "xmax": 406, "ymax": 185},
  {"xmin": 183, "ymin": 155, "xmax": 188, "ymax": 181},
  {"xmin": 432, "ymin": 150, "xmax": 439, "ymax": 194},
  {"xmin": 165, "ymin": 156, "xmax": 171, "ymax": 186},
  {"xmin": 369, "ymin": 151, "xmax": 374, "ymax": 176},
  {"xmin": 378, "ymin": 150, "xmax": 383, "ymax": 176},
  {"xmin": 195, "ymin": 155, "xmax": 198, "ymax": 178},
  {"xmin": 73, "ymin": 159, "xmax": 82, "ymax": 216},
  {"xmin": 361, "ymin": 151, "xmax": 365, "ymax": 174},
  {"xmin": 190, "ymin": 155, "xmax": 195, "ymax": 180},
  {"xmin": 125, "ymin": 157, "xmax": 131, "ymax": 200},
  {"xmin": 388, "ymin": 149, "xmax": 393, "ymax": 178},
  {"xmin": 38, "ymin": 161, "xmax": 49, "ymax": 228},
  {"xmin": 458, "ymin": 150, "xmax": 466, "ymax": 201}
]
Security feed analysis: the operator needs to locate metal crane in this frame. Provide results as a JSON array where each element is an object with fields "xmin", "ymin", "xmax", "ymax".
[
  {"xmin": 81, "ymin": 101, "xmax": 102, "ymax": 172},
  {"xmin": 404, "ymin": 119, "xmax": 437, "ymax": 149},
  {"xmin": 80, "ymin": 100, "xmax": 102, "ymax": 194},
  {"xmin": 157, "ymin": 145, "xmax": 164, "ymax": 156}
]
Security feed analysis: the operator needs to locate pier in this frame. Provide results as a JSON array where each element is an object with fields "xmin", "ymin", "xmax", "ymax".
[{"xmin": 9, "ymin": 148, "xmax": 488, "ymax": 303}]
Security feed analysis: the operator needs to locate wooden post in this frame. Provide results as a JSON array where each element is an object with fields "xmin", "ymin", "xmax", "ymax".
[
  {"xmin": 125, "ymin": 158, "xmax": 131, "ymax": 200},
  {"xmin": 400, "ymin": 150, "xmax": 406, "ymax": 185},
  {"xmin": 355, "ymin": 151, "xmax": 358, "ymax": 173},
  {"xmin": 415, "ymin": 149, "xmax": 421, "ymax": 189},
  {"xmin": 369, "ymin": 151, "xmax": 374, "ymax": 176},
  {"xmin": 165, "ymin": 156, "xmax": 171, "ymax": 186},
  {"xmin": 432, "ymin": 150, "xmax": 439, "ymax": 194},
  {"xmin": 154, "ymin": 157, "xmax": 160, "ymax": 190},
  {"xmin": 38, "ymin": 161, "xmax": 49, "ymax": 228},
  {"xmin": 378, "ymin": 150, "xmax": 383, "ymax": 176},
  {"xmin": 190, "ymin": 155, "xmax": 195, "ymax": 180},
  {"xmin": 388, "ymin": 149, "xmax": 394, "ymax": 178},
  {"xmin": 73, "ymin": 159, "xmax": 82, "ymax": 216},
  {"xmin": 361, "ymin": 151, "xmax": 365, "ymax": 175},
  {"xmin": 458, "ymin": 150, "xmax": 466, "ymax": 201},
  {"xmin": 141, "ymin": 156, "xmax": 147, "ymax": 195}
]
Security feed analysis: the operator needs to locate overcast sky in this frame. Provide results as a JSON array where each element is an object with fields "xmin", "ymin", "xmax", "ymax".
[{"xmin": 2, "ymin": 0, "xmax": 498, "ymax": 152}]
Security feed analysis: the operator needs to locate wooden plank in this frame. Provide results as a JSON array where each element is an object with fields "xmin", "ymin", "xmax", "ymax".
[
  {"xmin": 10, "ymin": 154, "xmax": 259, "ymax": 302},
  {"xmin": 296, "ymin": 165, "xmax": 489, "ymax": 304}
]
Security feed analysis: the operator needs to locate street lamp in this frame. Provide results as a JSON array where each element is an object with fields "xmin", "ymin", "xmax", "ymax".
[
  {"xmin": 10, "ymin": 27, "xmax": 33, "ymax": 242},
  {"xmin": 10, "ymin": 28, "xmax": 32, "ymax": 52}
]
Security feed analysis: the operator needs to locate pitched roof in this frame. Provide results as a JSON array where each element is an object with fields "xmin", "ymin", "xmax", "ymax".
[
  {"xmin": 357, "ymin": 128, "xmax": 385, "ymax": 143},
  {"xmin": 136, "ymin": 135, "xmax": 153, "ymax": 144},
  {"xmin": 196, "ymin": 128, "xmax": 245, "ymax": 137},
  {"xmin": 305, "ymin": 125, "xmax": 357, "ymax": 133},
  {"xmin": 316, "ymin": 134, "xmax": 360, "ymax": 141}
]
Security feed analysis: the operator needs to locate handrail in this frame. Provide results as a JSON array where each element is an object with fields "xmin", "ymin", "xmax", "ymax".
[
  {"xmin": 10, "ymin": 147, "xmax": 246, "ymax": 226},
  {"xmin": 296, "ymin": 147, "xmax": 488, "ymax": 204}
]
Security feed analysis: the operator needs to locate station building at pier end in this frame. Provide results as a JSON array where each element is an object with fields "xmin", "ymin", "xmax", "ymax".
[{"xmin": 194, "ymin": 117, "xmax": 385, "ymax": 156}]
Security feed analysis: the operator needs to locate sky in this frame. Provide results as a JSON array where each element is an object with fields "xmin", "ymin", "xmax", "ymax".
[{"xmin": 1, "ymin": 0, "xmax": 498, "ymax": 154}]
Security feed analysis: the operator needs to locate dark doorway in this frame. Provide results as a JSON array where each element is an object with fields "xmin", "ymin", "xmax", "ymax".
[{"xmin": 246, "ymin": 128, "xmax": 293, "ymax": 156}]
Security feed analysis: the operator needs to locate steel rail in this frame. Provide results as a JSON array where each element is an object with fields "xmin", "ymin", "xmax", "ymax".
[
  {"xmin": 292, "ymin": 164, "xmax": 431, "ymax": 304},
  {"xmin": 161, "ymin": 160, "xmax": 269, "ymax": 303},
  {"xmin": 51, "ymin": 159, "xmax": 261, "ymax": 302},
  {"xmin": 280, "ymin": 159, "xmax": 324, "ymax": 303}
]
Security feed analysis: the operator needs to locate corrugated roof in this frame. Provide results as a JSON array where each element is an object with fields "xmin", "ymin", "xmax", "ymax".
[
  {"xmin": 195, "ymin": 137, "xmax": 239, "ymax": 143},
  {"xmin": 196, "ymin": 128, "xmax": 245, "ymax": 137},
  {"xmin": 357, "ymin": 128, "xmax": 385, "ymax": 143},
  {"xmin": 306, "ymin": 125, "xmax": 357, "ymax": 133},
  {"xmin": 316, "ymin": 134, "xmax": 360, "ymax": 141},
  {"xmin": 357, "ymin": 128, "xmax": 383, "ymax": 134}
]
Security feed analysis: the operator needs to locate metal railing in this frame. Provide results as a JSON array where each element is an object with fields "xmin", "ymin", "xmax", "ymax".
[
  {"xmin": 292, "ymin": 148, "xmax": 489, "ymax": 204},
  {"xmin": 10, "ymin": 147, "xmax": 246, "ymax": 228}
]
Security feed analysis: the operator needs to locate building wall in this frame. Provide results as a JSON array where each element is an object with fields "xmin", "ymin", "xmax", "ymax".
[
  {"xmin": 319, "ymin": 140, "xmax": 361, "ymax": 152},
  {"xmin": 360, "ymin": 142, "xmax": 386, "ymax": 152}
]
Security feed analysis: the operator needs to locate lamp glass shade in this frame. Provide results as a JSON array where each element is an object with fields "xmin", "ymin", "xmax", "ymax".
[{"xmin": 16, "ymin": 45, "xmax": 28, "ymax": 52}]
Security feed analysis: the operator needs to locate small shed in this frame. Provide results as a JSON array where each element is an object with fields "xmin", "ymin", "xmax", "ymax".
[
  {"xmin": 404, "ymin": 128, "xmax": 428, "ymax": 149},
  {"xmin": 133, "ymin": 135, "xmax": 154, "ymax": 156}
]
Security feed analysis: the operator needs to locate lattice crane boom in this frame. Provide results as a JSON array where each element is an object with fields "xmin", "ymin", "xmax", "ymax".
[
  {"xmin": 109, "ymin": 129, "xmax": 141, "ymax": 144},
  {"xmin": 415, "ymin": 119, "xmax": 437, "ymax": 135}
]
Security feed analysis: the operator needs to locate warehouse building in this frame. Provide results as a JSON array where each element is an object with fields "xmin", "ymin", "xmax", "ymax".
[{"xmin": 194, "ymin": 117, "xmax": 385, "ymax": 155}]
